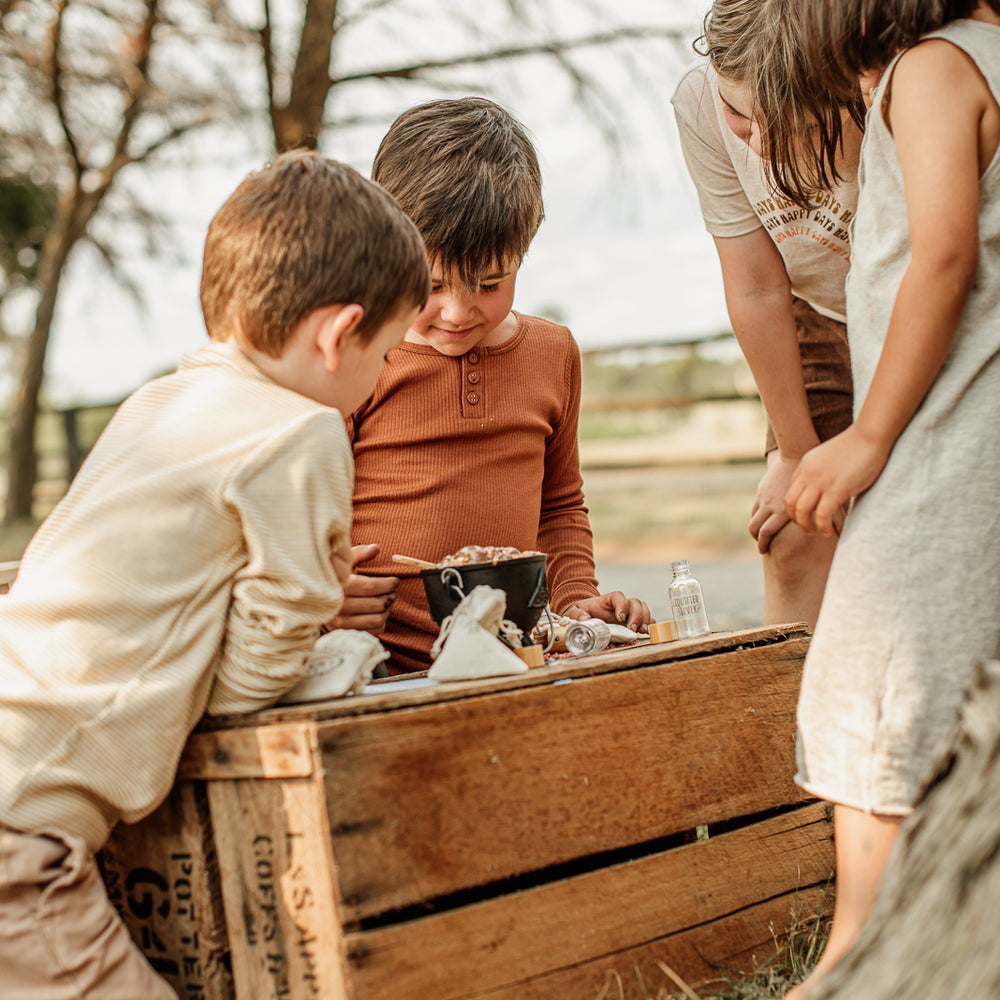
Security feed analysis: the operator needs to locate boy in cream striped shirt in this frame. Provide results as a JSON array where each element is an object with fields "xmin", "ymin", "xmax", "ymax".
[{"xmin": 0, "ymin": 151, "xmax": 428, "ymax": 998}]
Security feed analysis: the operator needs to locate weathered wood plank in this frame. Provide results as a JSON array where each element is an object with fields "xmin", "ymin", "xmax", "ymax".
[
  {"xmin": 178, "ymin": 722, "xmax": 316, "ymax": 780},
  {"xmin": 321, "ymin": 637, "xmax": 810, "ymax": 921},
  {"xmin": 0, "ymin": 560, "xmax": 18, "ymax": 591},
  {"xmin": 99, "ymin": 781, "xmax": 233, "ymax": 1000},
  {"xmin": 205, "ymin": 724, "xmax": 350, "ymax": 1000},
  {"xmin": 207, "ymin": 776, "xmax": 348, "ymax": 1000},
  {"xmin": 198, "ymin": 625, "xmax": 810, "ymax": 728},
  {"xmin": 343, "ymin": 802, "xmax": 833, "ymax": 1000},
  {"xmin": 467, "ymin": 886, "xmax": 832, "ymax": 1000}
]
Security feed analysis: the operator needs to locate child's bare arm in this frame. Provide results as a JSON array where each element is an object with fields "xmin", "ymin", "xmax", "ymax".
[
  {"xmin": 716, "ymin": 230, "xmax": 819, "ymax": 460},
  {"xmin": 714, "ymin": 229, "xmax": 820, "ymax": 553},
  {"xmin": 786, "ymin": 40, "xmax": 985, "ymax": 536}
]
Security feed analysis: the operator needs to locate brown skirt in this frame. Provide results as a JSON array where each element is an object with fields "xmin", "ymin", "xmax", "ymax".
[{"xmin": 764, "ymin": 297, "xmax": 854, "ymax": 454}]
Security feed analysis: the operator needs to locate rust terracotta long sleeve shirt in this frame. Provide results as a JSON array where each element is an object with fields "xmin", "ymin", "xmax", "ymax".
[{"xmin": 349, "ymin": 312, "xmax": 599, "ymax": 672}]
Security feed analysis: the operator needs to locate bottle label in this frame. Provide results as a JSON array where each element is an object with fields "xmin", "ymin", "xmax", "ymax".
[
  {"xmin": 673, "ymin": 594, "xmax": 704, "ymax": 619},
  {"xmin": 670, "ymin": 587, "xmax": 710, "ymax": 637}
]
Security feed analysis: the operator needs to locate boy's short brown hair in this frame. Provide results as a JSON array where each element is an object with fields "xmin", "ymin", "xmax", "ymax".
[
  {"xmin": 372, "ymin": 97, "xmax": 544, "ymax": 286},
  {"xmin": 200, "ymin": 150, "xmax": 429, "ymax": 356}
]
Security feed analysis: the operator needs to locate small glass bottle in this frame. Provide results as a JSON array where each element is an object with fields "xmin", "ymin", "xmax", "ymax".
[
  {"xmin": 564, "ymin": 618, "xmax": 612, "ymax": 655},
  {"xmin": 668, "ymin": 560, "xmax": 711, "ymax": 638}
]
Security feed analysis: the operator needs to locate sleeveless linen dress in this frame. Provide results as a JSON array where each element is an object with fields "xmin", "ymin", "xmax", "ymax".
[{"xmin": 795, "ymin": 19, "xmax": 1000, "ymax": 814}]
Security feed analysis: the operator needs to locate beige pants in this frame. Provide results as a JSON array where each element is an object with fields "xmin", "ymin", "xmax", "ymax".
[{"xmin": 0, "ymin": 826, "xmax": 177, "ymax": 999}]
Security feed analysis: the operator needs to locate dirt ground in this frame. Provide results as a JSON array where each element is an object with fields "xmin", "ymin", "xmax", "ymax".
[{"xmin": 581, "ymin": 457, "xmax": 768, "ymax": 631}]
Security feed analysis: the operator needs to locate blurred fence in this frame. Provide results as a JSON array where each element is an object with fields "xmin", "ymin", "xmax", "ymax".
[{"xmin": 1, "ymin": 332, "xmax": 761, "ymax": 517}]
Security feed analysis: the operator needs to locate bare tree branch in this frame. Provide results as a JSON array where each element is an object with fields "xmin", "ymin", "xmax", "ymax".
[
  {"xmin": 49, "ymin": 0, "xmax": 84, "ymax": 181},
  {"xmin": 329, "ymin": 26, "xmax": 686, "ymax": 85}
]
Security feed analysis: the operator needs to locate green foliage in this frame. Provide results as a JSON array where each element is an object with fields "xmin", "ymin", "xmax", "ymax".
[{"xmin": 0, "ymin": 176, "xmax": 57, "ymax": 288}]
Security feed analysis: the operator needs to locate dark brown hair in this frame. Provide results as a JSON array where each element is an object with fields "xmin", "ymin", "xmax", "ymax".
[
  {"xmin": 200, "ymin": 150, "xmax": 429, "ymax": 356},
  {"xmin": 698, "ymin": 0, "xmax": 866, "ymax": 208},
  {"xmin": 372, "ymin": 97, "xmax": 544, "ymax": 286},
  {"xmin": 803, "ymin": 0, "xmax": 1000, "ymax": 102}
]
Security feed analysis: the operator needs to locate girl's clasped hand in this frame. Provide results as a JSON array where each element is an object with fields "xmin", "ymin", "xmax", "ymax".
[{"xmin": 784, "ymin": 425, "xmax": 889, "ymax": 536}]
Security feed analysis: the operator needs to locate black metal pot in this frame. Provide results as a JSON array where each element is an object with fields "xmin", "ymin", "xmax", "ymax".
[{"xmin": 420, "ymin": 553, "xmax": 548, "ymax": 644}]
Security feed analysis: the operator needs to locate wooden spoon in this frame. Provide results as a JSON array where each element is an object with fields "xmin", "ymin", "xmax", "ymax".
[{"xmin": 391, "ymin": 554, "xmax": 437, "ymax": 570}]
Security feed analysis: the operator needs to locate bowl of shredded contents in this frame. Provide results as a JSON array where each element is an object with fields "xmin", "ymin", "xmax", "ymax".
[{"xmin": 421, "ymin": 546, "xmax": 548, "ymax": 642}]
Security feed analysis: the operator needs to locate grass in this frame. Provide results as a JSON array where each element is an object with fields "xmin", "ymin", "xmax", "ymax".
[
  {"xmin": 584, "ymin": 461, "xmax": 763, "ymax": 563},
  {"xmin": 593, "ymin": 892, "xmax": 831, "ymax": 1000}
]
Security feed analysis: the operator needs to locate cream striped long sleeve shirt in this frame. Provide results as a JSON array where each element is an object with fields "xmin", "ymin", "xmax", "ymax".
[{"xmin": 0, "ymin": 343, "xmax": 352, "ymax": 851}]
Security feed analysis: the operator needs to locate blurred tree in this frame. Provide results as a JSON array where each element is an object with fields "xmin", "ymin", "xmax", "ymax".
[
  {"xmin": 1, "ymin": 0, "xmax": 685, "ymax": 524},
  {"xmin": 255, "ymin": 0, "xmax": 684, "ymax": 153},
  {"xmin": 0, "ymin": 174, "xmax": 57, "ymax": 359},
  {"xmin": 0, "ymin": 177, "xmax": 56, "ymax": 290},
  {"xmin": 1, "ymin": 0, "xmax": 250, "ymax": 523}
]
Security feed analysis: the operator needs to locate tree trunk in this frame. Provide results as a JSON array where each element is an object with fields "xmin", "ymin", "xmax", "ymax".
[
  {"xmin": 815, "ymin": 660, "xmax": 1000, "ymax": 999},
  {"xmin": 271, "ymin": 0, "xmax": 338, "ymax": 151},
  {"xmin": 4, "ymin": 189, "xmax": 94, "ymax": 524}
]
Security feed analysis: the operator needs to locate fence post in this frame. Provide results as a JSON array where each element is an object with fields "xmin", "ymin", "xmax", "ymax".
[{"xmin": 61, "ymin": 408, "xmax": 84, "ymax": 483}]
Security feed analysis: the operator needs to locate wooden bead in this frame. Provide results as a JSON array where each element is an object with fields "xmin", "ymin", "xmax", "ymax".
[{"xmin": 648, "ymin": 620, "xmax": 679, "ymax": 643}]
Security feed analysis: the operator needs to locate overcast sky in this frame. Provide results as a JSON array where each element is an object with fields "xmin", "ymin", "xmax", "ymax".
[{"xmin": 40, "ymin": 0, "xmax": 728, "ymax": 406}]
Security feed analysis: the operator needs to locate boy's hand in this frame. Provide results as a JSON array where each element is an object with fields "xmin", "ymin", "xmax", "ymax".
[
  {"xmin": 785, "ymin": 427, "xmax": 888, "ymax": 536},
  {"xmin": 325, "ymin": 543, "xmax": 399, "ymax": 636},
  {"xmin": 565, "ymin": 593, "xmax": 651, "ymax": 634},
  {"xmin": 749, "ymin": 454, "xmax": 798, "ymax": 554}
]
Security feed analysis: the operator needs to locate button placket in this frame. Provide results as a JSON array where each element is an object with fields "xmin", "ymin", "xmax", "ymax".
[{"xmin": 461, "ymin": 352, "xmax": 484, "ymax": 414}]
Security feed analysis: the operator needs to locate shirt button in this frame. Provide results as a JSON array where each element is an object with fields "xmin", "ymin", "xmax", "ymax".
[
  {"xmin": 468, "ymin": 352, "xmax": 479, "ymax": 364},
  {"xmin": 468, "ymin": 371, "xmax": 480, "ymax": 384},
  {"xmin": 466, "ymin": 392, "xmax": 480, "ymax": 405}
]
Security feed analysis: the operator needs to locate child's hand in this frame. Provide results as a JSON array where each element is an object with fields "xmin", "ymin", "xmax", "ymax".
[
  {"xmin": 325, "ymin": 543, "xmax": 398, "ymax": 635},
  {"xmin": 785, "ymin": 427, "xmax": 889, "ymax": 536},
  {"xmin": 749, "ymin": 454, "xmax": 800, "ymax": 554},
  {"xmin": 565, "ymin": 593, "xmax": 652, "ymax": 634}
]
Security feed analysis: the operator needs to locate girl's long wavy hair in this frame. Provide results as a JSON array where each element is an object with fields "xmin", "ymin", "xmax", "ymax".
[
  {"xmin": 802, "ymin": 0, "xmax": 1000, "ymax": 103},
  {"xmin": 696, "ymin": 0, "xmax": 866, "ymax": 208}
]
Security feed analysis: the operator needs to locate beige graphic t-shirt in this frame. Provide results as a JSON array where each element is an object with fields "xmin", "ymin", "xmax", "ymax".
[{"xmin": 671, "ymin": 62, "xmax": 858, "ymax": 322}]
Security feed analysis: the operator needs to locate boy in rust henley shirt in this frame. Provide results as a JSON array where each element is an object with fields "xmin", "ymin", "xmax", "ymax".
[{"xmin": 332, "ymin": 97, "xmax": 651, "ymax": 672}]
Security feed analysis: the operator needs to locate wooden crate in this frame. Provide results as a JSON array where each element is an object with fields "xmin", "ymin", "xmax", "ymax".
[{"xmin": 99, "ymin": 624, "xmax": 833, "ymax": 1000}]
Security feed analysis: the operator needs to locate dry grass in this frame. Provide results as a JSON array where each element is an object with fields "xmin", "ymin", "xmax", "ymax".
[
  {"xmin": 583, "ymin": 460, "xmax": 764, "ymax": 564},
  {"xmin": 590, "ymin": 892, "xmax": 831, "ymax": 1000}
]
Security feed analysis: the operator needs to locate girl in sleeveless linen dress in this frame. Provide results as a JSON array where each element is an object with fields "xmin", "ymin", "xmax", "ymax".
[{"xmin": 784, "ymin": 3, "xmax": 1000, "ymax": 996}]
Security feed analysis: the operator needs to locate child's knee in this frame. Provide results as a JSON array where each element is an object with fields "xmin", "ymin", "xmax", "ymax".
[{"xmin": 766, "ymin": 524, "xmax": 835, "ymax": 590}]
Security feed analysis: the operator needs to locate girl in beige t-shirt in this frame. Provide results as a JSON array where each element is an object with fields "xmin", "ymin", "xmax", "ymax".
[{"xmin": 671, "ymin": 0, "xmax": 864, "ymax": 628}]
